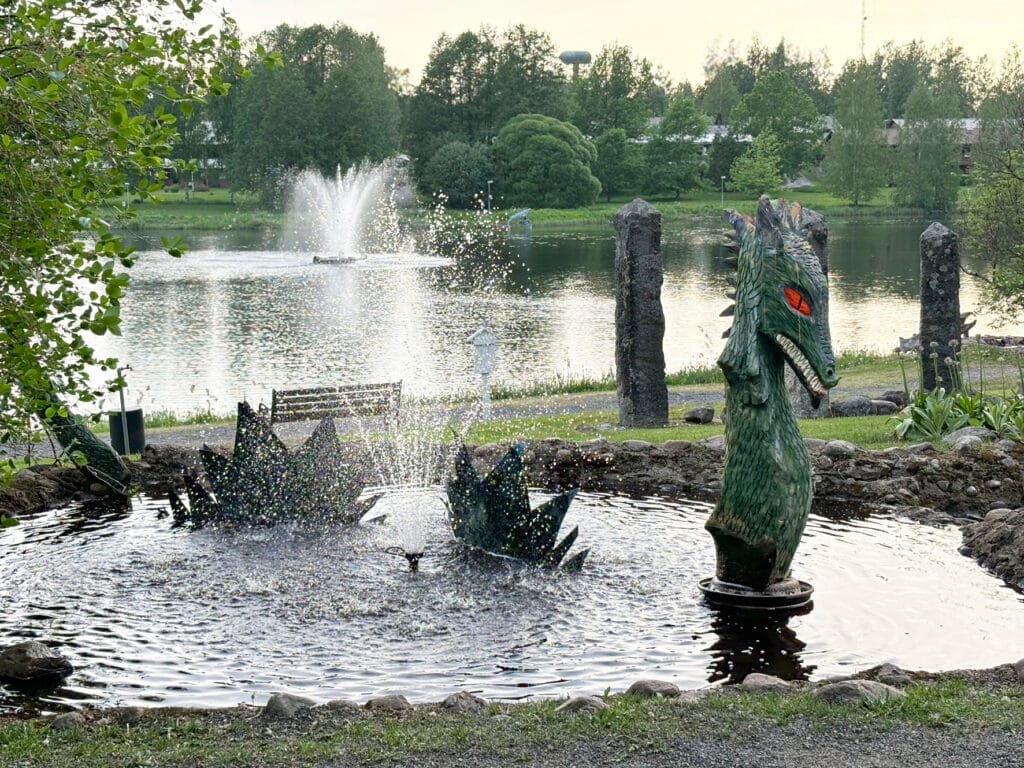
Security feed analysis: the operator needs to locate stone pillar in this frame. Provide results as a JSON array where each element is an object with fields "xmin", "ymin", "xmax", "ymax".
[
  {"xmin": 786, "ymin": 207, "xmax": 830, "ymax": 418},
  {"xmin": 919, "ymin": 223, "xmax": 961, "ymax": 392},
  {"xmin": 613, "ymin": 199, "xmax": 668, "ymax": 427}
]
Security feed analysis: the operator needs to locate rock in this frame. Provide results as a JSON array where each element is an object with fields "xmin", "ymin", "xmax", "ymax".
[
  {"xmin": 962, "ymin": 508, "xmax": 1024, "ymax": 589},
  {"xmin": 365, "ymin": 694, "xmax": 413, "ymax": 712},
  {"xmin": 441, "ymin": 691, "xmax": 487, "ymax": 713},
  {"xmin": 682, "ymin": 406, "xmax": 714, "ymax": 424},
  {"xmin": 50, "ymin": 712, "xmax": 86, "ymax": 730},
  {"xmin": 946, "ymin": 426, "xmax": 997, "ymax": 444},
  {"xmin": 700, "ymin": 434, "xmax": 726, "ymax": 451},
  {"xmin": 739, "ymin": 673, "xmax": 793, "ymax": 692},
  {"xmin": 823, "ymin": 440, "xmax": 857, "ymax": 459},
  {"xmin": 953, "ymin": 435, "xmax": 983, "ymax": 453},
  {"xmin": 1015, "ymin": 658, "xmax": 1024, "ymax": 683},
  {"xmin": 804, "ymin": 438, "xmax": 827, "ymax": 452},
  {"xmin": 0, "ymin": 640, "xmax": 73, "ymax": 683},
  {"xmin": 869, "ymin": 399, "xmax": 900, "ymax": 415},
  {"xmin": 813, "ymin": 679, "xmax": 905, "ymax": 705},
  {"xmin": 894, "ymin": 506, "xmax": 956, "ymax": 526},
  {"xmin": 554, "ymin": 695, "xmax": 608, "ymax": 714},
  {"xmin": 263, "ymin": 692, "xmax": 317, "ymax": 719},
  {"xmin": 626, "ymin": 679, "xmax": 681, "ymax": 698},
  {"xmin": 113, "ymin": 706, "xmax": 144, "ymax": 724},
  {"xmin": 324, "ymin": 699, "xmax": 360, "ymax": 712},
  {"xmin": 875, "ymin": 663, "xmax": 913, "ymax": 687},
  {"xmin": 878, "ymin": 390, "xmax": 908, "ymax": 408},
  {"xmin": 830, "ymin": 396, "xmax": 875, "ymax": 417}
]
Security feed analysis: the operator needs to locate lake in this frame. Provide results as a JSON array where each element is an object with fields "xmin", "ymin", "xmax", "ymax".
[{"xmin": 97, "ymin": 218, "xmax": 1021, "ymax": 416}]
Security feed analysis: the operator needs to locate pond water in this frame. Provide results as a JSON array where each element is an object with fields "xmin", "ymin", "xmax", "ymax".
[
  {"xmin": 95, "ymin": 219, "xmax": 1024, "ymax": 416},
  {"xmin": 2, "ymin": 491, "xmax": 1021, "ymax": 713}
]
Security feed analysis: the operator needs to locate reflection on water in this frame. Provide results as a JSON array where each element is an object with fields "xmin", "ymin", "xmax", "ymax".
[
  {"xmin": 95, "ymin": 219, "xmax": 1024, "ymax": 415},
  {"xmin": 2, "ymin": 491, "xmax": 1021, "ymax": 713}
]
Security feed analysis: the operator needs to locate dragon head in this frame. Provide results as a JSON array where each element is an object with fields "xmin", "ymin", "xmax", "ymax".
[{"xmin": 720, "ymin": 197, "xmax": 839, "ymax": 406}]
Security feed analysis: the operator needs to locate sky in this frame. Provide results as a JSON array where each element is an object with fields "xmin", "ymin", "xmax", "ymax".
[{"xmin": 216, "ymin": 0, "xmax": 1021, "ymax": 86}]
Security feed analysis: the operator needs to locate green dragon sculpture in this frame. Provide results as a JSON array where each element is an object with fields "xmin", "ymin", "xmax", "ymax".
[{"xmin": 704, "ymin": 197, "xmax": 839, "ymax": 594}]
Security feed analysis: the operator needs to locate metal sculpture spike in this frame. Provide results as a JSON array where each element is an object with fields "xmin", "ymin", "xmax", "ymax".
[{"xmin": 446, "ymin": 443, "xmax": 588, "ymax": 571}]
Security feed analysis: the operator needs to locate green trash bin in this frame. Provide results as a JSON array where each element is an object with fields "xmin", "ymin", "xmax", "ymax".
[{"xmin": 109, "ymin": 408, "xmax": 146, "ymax": 455}]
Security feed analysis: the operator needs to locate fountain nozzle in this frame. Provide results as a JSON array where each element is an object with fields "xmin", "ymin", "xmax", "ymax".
[{"xmin": 386, "ymin": 546, "xmax": 423, "ymax": 572}]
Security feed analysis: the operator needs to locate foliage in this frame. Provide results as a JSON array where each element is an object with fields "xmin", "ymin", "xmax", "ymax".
[
  {"xmin": 705, "ymin": 133, "xmax": 745, "ymax": 187},
  {"xmin": 570, "ymin": 43, "xmax": 658, "ymax": 138},
  {"xmin": 493, "ymin": 114, "xmax": 600, "ymax": 208},
  {"xmin": 891, "ymin": 82, "xmax": 963, "ymax": 211},
  {"xmin": 729, "ymin": 133, "xmax": 783, "ymax": 195},
  {"xmin": 642, "ymin": 92, "xmax": 708, "ymax": 199},
  {"xmin": 964, "ymin": 152, "xmax": 1024, "ymax": 321},
  {"xmin": 406, "ymin": 25, "xmax": 568, "ymax": 172},
  {"xmin": 0, "ymin": 0, "xmax": 245, "ymax": 444},
  {"xmin": 227, "ymin": 23, "xmax": 399, "ymax": 206},
  {"xmin": 419, "ymin": 141, "xmax": 495, "ymax": 209},
  {"xmin": 965, "ymin": 48, "xmax": 1024, "ymax": 322},
  {"xmin": 870, "ymin": 41, "xmax": 933, "ymax": 119},
  {"xmin": 729, "ymin": 70, "xmax": 823, "ymax": 177},
  {"xmin": 824, "ymin": 61, "xmax": 888, "ymax": 205},
  {"xmin": 592, "ymin": 129, "xmax": 633, "ymax": 202}
]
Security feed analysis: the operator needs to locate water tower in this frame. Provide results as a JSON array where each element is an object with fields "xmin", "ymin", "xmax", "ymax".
[{"xmin": 559, "ymin": 50, "xmax": 592, "ymax": 80}]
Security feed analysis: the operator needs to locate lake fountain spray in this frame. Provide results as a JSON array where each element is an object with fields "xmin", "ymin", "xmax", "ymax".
[
  {"xmin": 280, "ymin": 160, "xmax": 411, "ymax": 261},
  {"xmin": 701, "ymin": 198, "xmax": 838, "ymax": 610}
]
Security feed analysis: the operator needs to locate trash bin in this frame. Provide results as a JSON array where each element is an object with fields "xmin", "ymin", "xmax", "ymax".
[{"xmin": 109, "ymin": 408, "xmax": 146, "ymax": 455}]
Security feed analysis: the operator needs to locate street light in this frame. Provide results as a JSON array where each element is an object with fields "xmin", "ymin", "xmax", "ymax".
[
  {"xmin": 720, "ymin": 176, "xmax": 726, "ymax": 208},
  {"xmin": 486, "ymin": 179, "xmax": 493, "ymax": 212}
]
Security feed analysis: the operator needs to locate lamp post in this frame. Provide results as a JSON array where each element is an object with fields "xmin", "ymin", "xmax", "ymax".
[
  {"xmin": 467, "ymin": 324, "xmax": 497, "ymax": 419},
  {"xmin": 486, "ymin": 179, "xmax": 493, "ymax": 212},
  {"xmin": 720, "ymin": 175, "xmax": 726, "ymax": 208}
]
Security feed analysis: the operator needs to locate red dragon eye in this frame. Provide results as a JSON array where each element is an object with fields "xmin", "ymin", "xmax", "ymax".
[{"xmin": 784, "ymin": 286, "xmax": 811, "ymax": 317}]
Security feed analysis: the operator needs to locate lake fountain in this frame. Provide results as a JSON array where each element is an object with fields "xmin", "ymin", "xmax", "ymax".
[{"xmin": 280, "ymin": 160, "xmax": 413, "ymax": 263}]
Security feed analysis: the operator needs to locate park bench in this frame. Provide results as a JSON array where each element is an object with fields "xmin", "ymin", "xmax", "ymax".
[{"xmin": 268, "ymin": 381, "xmax": 401, "ymax": 425}]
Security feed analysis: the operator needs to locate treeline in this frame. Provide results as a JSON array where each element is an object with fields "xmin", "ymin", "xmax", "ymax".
[{"xmin": 177, "ymin": 24, "xmax": 1024, "ymax": 216}]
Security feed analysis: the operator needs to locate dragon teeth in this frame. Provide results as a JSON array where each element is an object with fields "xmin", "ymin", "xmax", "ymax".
[{"xmin": 775, "ymin": 334, "xmax": 826, "ymax": 396}]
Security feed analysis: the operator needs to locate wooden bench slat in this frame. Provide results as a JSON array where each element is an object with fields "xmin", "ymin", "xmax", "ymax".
[{"xmin": 269, "ymin": 381, "xmax": 401, "ymax": 425}]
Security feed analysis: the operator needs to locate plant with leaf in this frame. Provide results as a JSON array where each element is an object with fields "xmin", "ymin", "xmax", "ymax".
[
  {"xmin": 0, "ymin": 0, "xmax": 255, "ymax": 447},
  {"xmin": 890, "ymin": 388, "xmax": 970, "ymax": 441}
]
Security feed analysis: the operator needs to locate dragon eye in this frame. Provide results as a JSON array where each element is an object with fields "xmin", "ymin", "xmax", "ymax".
[{"xmin": 784, "ymin": 286, "xmax": 812, "ymax": 317}]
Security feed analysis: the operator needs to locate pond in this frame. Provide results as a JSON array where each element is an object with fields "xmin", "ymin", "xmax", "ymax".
[
  {"xmin": 95, "ymin": 219, "xmax": 1023, "ymax": 416},
  {"xmin": 2, "ymin": 491, "xmax": 1021, "ymax": 712}
]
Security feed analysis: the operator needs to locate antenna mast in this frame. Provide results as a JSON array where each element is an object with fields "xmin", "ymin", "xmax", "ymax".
[{"xmin": 860, "ymin": 0, "xmax": 867, "ymax": 59}]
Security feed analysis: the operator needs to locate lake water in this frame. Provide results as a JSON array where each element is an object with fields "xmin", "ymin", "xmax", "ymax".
[
  {"xmin": 96, "ymin": 218, "xmax": 1022, "ymax": 416},
  {"xmin": 3, "ymin": 491, "xmax": 1021, "ymax": 712}
]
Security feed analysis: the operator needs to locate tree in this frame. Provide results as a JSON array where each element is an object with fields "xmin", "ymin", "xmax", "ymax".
[
  {"xmin": 571, "ymin": 44, "xmax": 658, "ymax": 138},
  {"xmin": 228, "ymin": 24, "xmax": 400, "ymax": 204},
  {"xmin": 729, "ymin": 71, "xmax": 822, "ymax": 177},
  {"xmin": 824, "ymin": 62, "xmax": 888, "ymax": 205},
  {"xmin": 419, "ymin": 141, "xmax": 495, "ymax": 209},
  {"xmin": 406, "ymin": 26, "xmax": 568, "ymax": 173},
  {"xmin": 0, "ymin": 0, "xmax": 246, "ymax": 443},
  {"xmin": 705, "ymin": 133, "xmax": 746, "ymax": 187},
  {"xmin": 593, "ymin": 129, "xmax": 632, "ymax": 202},
  {"xmin": 891, "ymin": 83, "xmax": 962, "ymax": 211},
  {"xmin": 964, "ymin": 152, "xmax": 1024, "ymax": 321},
  {"xmin": 964, "ymin": 47, "xmax": 1024, "ymax": 320},
  {"xmin": 493, "ymin": 114, "xmax": 600, "ymax": 208},
  {"xmin": 641, "ymin": 93, "xmax": 708, "ymax": 198},
  {"xmin": 729, "ymin": 133, "xmax": 783, "ymax": 195},
  {"xmin": 872, "ymin": 41, "xmax": 931, "ymax": 119}
]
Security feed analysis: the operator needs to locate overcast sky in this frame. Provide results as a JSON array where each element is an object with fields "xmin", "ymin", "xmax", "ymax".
[{"xmin": 218, "ymin": 0, "xmax": 1020, "ymax": 85}]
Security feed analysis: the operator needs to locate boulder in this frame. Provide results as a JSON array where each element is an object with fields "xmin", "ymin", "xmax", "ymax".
[
  {"xmin": 554, "ymin": 695, "xmax": 608, "ymax": 714},
  {"xmin": 0, "ymin": 640, "xmax": 73, "ymax": 684},
  {"xmin": 823, "ymin": 440, "xmax": 857, "ymax": 459},
  {"xmin": 441, "ymin": 691, "xmax": 487, "ymax": 713},
  {"xmin": 365, "ymin": 694, "xmax": 413, "ymax": 712},
  {"xmin": 875, "ymin": 663, "xmax": 913, "ymax": 688},
  {"xmin": 626, "ymin": 679, "xmax": 681, "ymax": 698},
  {"xmin": 49, "ymin": 712, "xmax": 86, "ymax": 730},
  {"xmin": 682, "ymin": 406, "xmax": 714, "ymax": 425},
  {"xmin": 830, "ymin": 396, "xmax": 875, "ymax": 418},
  {"xmin": 813, "ymin": 679, "xmax": 904, "ymax": 705},
  {"xmin": 263, "ymin": 692, "xmax": 317, "ymax": 719},
  {"xmin": 739, "ymin": 673, "xmax": 793, "ymax": 692}
]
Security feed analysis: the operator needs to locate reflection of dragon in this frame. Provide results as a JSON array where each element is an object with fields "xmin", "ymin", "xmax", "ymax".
[{"xmin": 705, "ymin": 197, "xmax": 839, "ymax": 590}]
